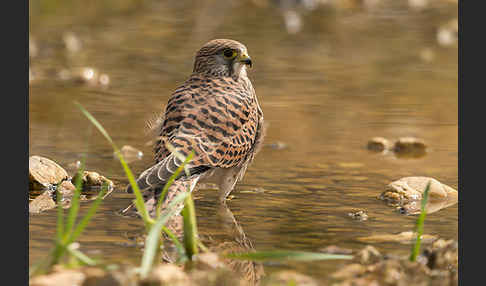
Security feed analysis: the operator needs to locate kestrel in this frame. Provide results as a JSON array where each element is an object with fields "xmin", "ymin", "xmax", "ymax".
[{"xmin": 124, "ymin": 39, "xmax": 265, "ymax": 218}]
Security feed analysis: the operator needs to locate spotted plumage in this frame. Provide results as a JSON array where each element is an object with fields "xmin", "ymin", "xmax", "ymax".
[{"xmin": 124, "ymin": 39, "xmax": 264, "ymax": 221}]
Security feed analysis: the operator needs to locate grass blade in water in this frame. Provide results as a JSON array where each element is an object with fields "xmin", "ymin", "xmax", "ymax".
[
  {"xmin": 75, "ymin": 101, "xmax": 153, "ymax": 228},
  {"xmin": 182, "ymin": 193, "xmax": 199, "ymax": 260},
  {"xmin": 226, "ymin": 251, "xmax": 353, "ymax": 262},
  {"xmin": 140, "ymin": 191, "xmax": 190, "ymax": 279},
  {"xmin": 64, "ymin": 159, "xmax": 86, "ymax": 242},
  {"xmin": 66, "ymin": 185, "xmax": 107, "ymax": 244},
  {"xmin": 410, "ymin": 181, "xmax": 431, "ymax": 262}
]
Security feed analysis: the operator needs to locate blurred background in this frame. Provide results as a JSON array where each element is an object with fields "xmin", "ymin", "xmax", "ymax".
[{"xmin": 29, "ymin": 0, "xmax": 458, "ymax": 281}]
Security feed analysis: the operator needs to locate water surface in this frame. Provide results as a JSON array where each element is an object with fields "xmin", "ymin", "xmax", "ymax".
[{"xmin": 29, "ymin": 0, "xmax": 458, "ymax": 282}]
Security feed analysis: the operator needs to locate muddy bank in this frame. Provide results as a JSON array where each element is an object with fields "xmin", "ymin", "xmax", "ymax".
[{"xmin": 30, "ymin": 238, "xmax": 458, "ymax": 286}]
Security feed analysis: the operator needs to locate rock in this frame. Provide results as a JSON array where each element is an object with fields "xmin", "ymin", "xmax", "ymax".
[
  {"xmin": 29, "ymin": 156, "xmax": 69, "ymax": 190},
  {"xmin": 71, "ymin": 171, "xmax": 114, "ymax": 190},
  {"xmin": 29, "ymin": 268, "xmax": 85, "ymax": 286},
  {"xmin": 422, "ymin": 239, "xmax": 458, "ymax": 270},
  {"xmin": 367, "ymin": 137, "xmax": 391, "ymax": 152},
  {"xmin": 140, "ymin": 264, "xmax": 191, "ymax": 286},
  {"xmin": 319, "ymin": 245, "xmax": 353, "ymax": 255},
  {"xmin": 348, "ymin": 210, "xmax": 368, "ymax": 221},
  {"xmin": 29, "ymin": 191, "xmax": 57, "ymax": 213},
  {"xmin": 189, "ymin": 268, "xmax": 242, "ymax": 286},
  {"xmin": 357, "ymin": 231, "xmax": 438, "ymax": 244},
  {"xmin": 266, "ymin": 270, "xmax": 319, "ymax": 286},
  {"xmin": 354, "ymin": 245, "xmax": 382, "ymax": 265},
  {"xmin": 392, "ymin": 137, "xmax": 427, "ymax": 157},
  {"xmin": 116, "ymin": 145, "xmax": 143, "ymax": 163},
  {"xmin": 191, "ymin": 252, "xmax": 227, "ymax": 271},
  {"xmin": 379, "ymin": 177, "xmax": 458, "ymax": 214},
  {"xmin": 331, "ymin": 263, "xmax": 367, "ymax": 280}
]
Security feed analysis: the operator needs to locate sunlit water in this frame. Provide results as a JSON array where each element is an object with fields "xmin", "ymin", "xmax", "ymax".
[{"xmin": 29, "ymin": 0, "xmax": 458, "ymax": 282}]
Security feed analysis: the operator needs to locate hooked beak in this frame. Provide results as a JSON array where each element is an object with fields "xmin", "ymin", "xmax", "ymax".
[{"xmin": 238, "ymin": 53, "xmax": 252, "ymax": 68}]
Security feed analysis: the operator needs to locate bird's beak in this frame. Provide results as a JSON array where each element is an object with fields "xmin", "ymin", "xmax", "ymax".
[{"xmin": 238, "ymin": 53, "xmax": 252, "ymax": 68}]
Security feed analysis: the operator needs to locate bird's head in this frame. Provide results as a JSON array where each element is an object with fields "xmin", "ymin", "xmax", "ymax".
[{"xmin": 193, "ymin": 39, "xmax": 252, "ymax": 79}]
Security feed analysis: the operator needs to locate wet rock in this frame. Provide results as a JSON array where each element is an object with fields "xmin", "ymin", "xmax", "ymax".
[
  {"xmin": 319, "ymin": 245, "xmax": 353, "ymax": 255},
  {"xmin": 358, "ymin": 231, "xmax": 438, "ymax": 244},
  {"xmin": 422, "ymin": 239, "xmax": 458, "ymax": 270},
  {"xmin": 393, "ymin": 137, "xmax": 427, "ymax": 157},
  {"xmin": 191, "ymin": 252, "xmax": 227, "ymax": 271},
  {"xmin": 348, "ymin": 210, "xmax": 368, "ymax": 221},
  {"xmin": 29, "ymin": 156, "xmax": 70, "ymax": 190},
  {"xmin": 29, "ymin": 181, "xmax": 77, "ymax": 213},
  {"xmin": 189, "ymin": 268, "xmax": 242, "ymax": 286},
  {"xmin": 332, "ymin": 240, "xmax": 458, "ymax": 286},
  {"xmin": 266, "ymin": 270, "xmax": 319, "ymax": 286},
  {"xmin": 141, "ymin": 264, "xmax": 191, "ymax": 286},
  {"xmin": 71, "ymin": 171, "xmax": 114, "ymax": 190},
  {"xmin": 29, "ymin": 268, "xmax": 85, "ymax": 286},
  {"xmin": 29, "ymin": 191, "xmax": 57, "ymax": 213},
  {"xmin": 380, "ymin": 177, "xmax": 458, "ymax": 214},
  {"xmin": 354, "ymin": 245, "xmax": 382, "ymax": 265},
  {"xmin": 116, "ymin": 145, "xmax": 143, "ymax": 163},
  {"xmin": 367, "ymin": 137, "xmax": 391, "ymax": 152},
  {"xmin": 331, "ymin": 263, "xmax": 367, "ymax": 280}
]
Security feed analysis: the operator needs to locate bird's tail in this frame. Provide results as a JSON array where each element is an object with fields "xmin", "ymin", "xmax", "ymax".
[
  {"xmin": 121, "ymin": 173, "xmax": 201, "ymax": 220},
  {"xmin": 126, "ymin": 153, "xmax": 185, "ymax": 194}
]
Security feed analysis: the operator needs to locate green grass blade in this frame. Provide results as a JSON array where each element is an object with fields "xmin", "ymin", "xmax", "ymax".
[
  {"xmin": 156, "ymin": 150, "xmax": 194, "ymax": 217},
  {"xmin": 140, "ymin": 191, "xmax": 190, "ymax": 279},
  {"xmin": 182, "ymin": 193, "xmax": 199, "ymax": 260},
  {"xmin": 162, "ymin": 226, "xmax": 187, "ymax": 260},
  {"xmin": 410, "ymin": 181, "xmax": 431, "ymax": 262},
  {"xmin": 67, "ymin": 244, "xmax": 97, "ymax": 266},
  {"xmin": 66, "ymin": 185, "xmax": 107, "ymax": 245},
  {"xmin": 75, "ymin": 101, "xmax": 152, "ymax": 228},
  {"xmin": 56, "ymin": 185, "xmax": 64, "ymax": 243},
  {"xmin": 226, "ymin": 250, "xmax": 353, "ymax": 262},
  {"xmin": 64, "ymin": 158, "xmax": 85, "ymax": 241}
]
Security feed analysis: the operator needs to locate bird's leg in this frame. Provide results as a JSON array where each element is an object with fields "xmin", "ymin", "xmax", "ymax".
[{"xmin": 217, "ymin": 168, "xmax": 239, "ymax": 202}]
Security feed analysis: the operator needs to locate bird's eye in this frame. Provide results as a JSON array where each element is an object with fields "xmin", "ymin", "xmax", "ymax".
[{"xmin": 223, "ymin": 49, "xmax": 237, "ymax": 59}]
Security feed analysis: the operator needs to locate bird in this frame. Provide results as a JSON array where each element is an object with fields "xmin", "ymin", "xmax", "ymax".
[{"xmin": 123, "ymin": 39, "xmax": 265, "ymax": 221}]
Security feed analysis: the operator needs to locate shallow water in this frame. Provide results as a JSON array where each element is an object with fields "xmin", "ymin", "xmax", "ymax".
[{"xmin": 29, "ymin": 0, "xmax": 458, "ymax": 282}]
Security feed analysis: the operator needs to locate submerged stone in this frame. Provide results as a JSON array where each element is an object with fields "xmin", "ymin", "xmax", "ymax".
[
  {"xmin": 116, "ymin": 145, "xmax": 143, "ymax": 163},
  {"xmin": 348, "ymin": 210, "xmax": 368, "ymax": 221},
  {"xmin": 367, "ymin": 137, "xmax": 391, "ymax": 152},
  {"xmin": 393, "ymin": 137, "xmax": 427, "ymax": 158},
  {"xmin": 379, "ymin": 176, "xmax": 458, "ymax": 214}
]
